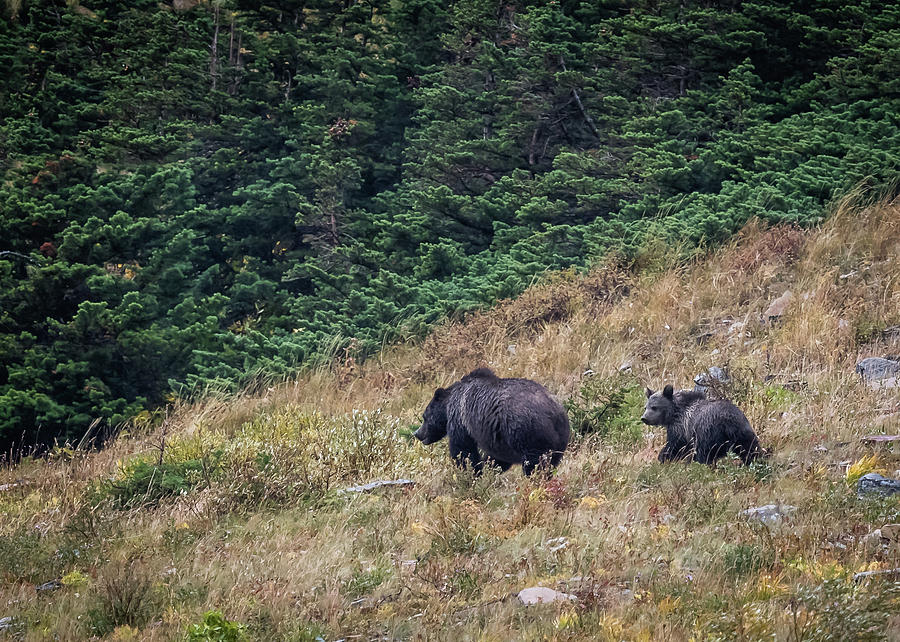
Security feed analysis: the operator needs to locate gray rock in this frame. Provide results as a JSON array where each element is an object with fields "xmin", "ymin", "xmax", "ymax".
[
  {"xmin": 740, "ymin": 504, "xmax": 797, "ymax": 525},
  {"xmin": 853, "ymin": 568, "xmax": 900, "ymax": 582},
  {"xmin": 856, "ymin": 357, "xmax": 900, "ymax": 381},
  {"xmin": 860, "ymin": 435, "xmax": 900, "ymax": 444},
  {"xmin": 0, "ymin": 480, "xmax": 25, "ymax": 492},
  {"xmin": 545, "ymin": 537, "xmax": 569, "ymax": 553},
  {"xmin": 517, "ymin": 586, "xmax": 576, "ymax": 605},
  {"xmin": 0, "ymin": 617, "xmax": 12, "ymax": 631},
  {"xmin": 35, "ymin": 579, "xmax": 62, "ymax": 592},
  {"xmin": 693, "ymin": 366, "xmax": 729, "ymax": 394},
  {"xmin": 857, "ymin": 473, "xmax": 900, "ymax": 497},
  {"xmin": 340, "ymin": 479, "xmax": 414, "ymax": 493}
]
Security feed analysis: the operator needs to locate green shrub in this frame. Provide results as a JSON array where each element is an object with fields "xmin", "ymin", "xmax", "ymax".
[
  {"xmin": 565, "ymin": 373, "xmax": 645, "ymax": 443},
  {"xmin": 722, "ymin": 543, "xmax": 772, "ymax": 577},
  {"xmin": 345, "ymin": 564, "xmax": 391, "ymax": 598},
  {"xmin": 99, "ymin": 456, "xmax": 218, "ymax": 509},
  {"xmin": 186, "ymin": 610, "xmax": 247, "ymax": 642}
]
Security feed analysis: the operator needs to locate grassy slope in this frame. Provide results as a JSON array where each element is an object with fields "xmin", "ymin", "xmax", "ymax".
[{"xmin": 2, "ymin": 195, "xmax": 900, "ymax": 640}]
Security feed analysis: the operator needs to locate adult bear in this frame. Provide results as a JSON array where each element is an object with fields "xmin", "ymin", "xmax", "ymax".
[
  {"xmin": 641, "ymin": 385, "xmax": 764, "ymax": 465},
  {"xmin": 413, "ymin": 368, "xmax": 570, "ymax": 475}
]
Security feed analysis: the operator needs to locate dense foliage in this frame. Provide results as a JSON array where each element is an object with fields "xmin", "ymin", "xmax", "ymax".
[{"xmin": 1, "ymin": 0, "xmax": 898, "ymax": 448}]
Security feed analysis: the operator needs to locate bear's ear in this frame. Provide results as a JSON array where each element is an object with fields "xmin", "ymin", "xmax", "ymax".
[
  {"xmin": 645, "ymin": 387, "xmax": 654, "ymax": 399},
  {"xmin": 433, "ymin": 387, "xmax": 449, "ymax": 401},
  {"xmin": 663, "ymin": 384, "xmax": 674, "ymax": 399}
]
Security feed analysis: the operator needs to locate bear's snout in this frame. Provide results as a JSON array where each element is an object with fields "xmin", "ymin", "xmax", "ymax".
[
  {"xmin": 413, "ymin": 428, "xmax": 425, "ymax": 442},
  {"xmin": 640, "ymin": 415, "xmax": 650, "ymax": 424}
]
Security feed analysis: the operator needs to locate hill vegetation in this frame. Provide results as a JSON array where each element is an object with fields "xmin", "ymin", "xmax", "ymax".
[
  {"xmin": 2, "ymin": 0, "xmax": 899, "ymax": 448},
  {"xmin": 1, "ymin": 195, "xmax": 900, "ymax": 640}
]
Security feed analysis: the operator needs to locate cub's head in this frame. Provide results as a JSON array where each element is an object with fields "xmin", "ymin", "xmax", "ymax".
[
  {"xmin": 641, "ymin": 385, "xmax": 675, "ymax": 426},
  {"xmin": 413, "ymin": 387, "xmax": 450, "ymax": 445}
]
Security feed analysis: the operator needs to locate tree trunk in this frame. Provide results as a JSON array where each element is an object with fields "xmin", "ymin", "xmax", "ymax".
[{"xmin": 210, "ymin": 3, "xmax": 220, "ymax": 91}]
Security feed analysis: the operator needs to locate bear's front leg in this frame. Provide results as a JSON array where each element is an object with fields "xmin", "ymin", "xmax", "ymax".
[{"xmin": 449, "ymin": 432, "xmax": 483, "ymax": 475}]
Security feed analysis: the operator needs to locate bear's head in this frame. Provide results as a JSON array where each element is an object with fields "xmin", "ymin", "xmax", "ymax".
[
  {"xmin": 414, "ymin": 387, "xmax": 450, "ymax": 445},
  {"xmin": 641, "ymin": 385, "xmax": 674, "ymax": 425}
]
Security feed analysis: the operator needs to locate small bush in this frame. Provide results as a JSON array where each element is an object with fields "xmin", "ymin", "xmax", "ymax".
[
  {"xmin": 790, "ymin": 577, "xmax": 900, "ymax": 641},
  {"xmin": 345, "ymin": 564, "xmax": 391, "ymax": 598},
  {"xmin": 0, "ymin": 528, "xmax": 56, "ymax": 582},
  {"xmin": 88, "ymin": 558, "xmax": 158, "ymax": 636},
  {"xmin": 565, "ymin": 373, "xmax": 645, "ymax": 443},
  {"xmin": 97, "ymin": 456, "xmax": 220, "ymax": 509},
  {"xmin": 186, "ymin": 610, "xmax": 247, "ymax": 641},
  {"xmin": 722, "ymin": 543, "xmax": 772, "ymax": 577}
]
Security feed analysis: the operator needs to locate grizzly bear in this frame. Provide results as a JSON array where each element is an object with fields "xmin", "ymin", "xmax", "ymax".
[
  {"xmin": 641, "ymin": 385, "xmax": 763, "ymax": 465},
  {"xmin": 413, "ymin": 368, "xmax": 570, "ymax": 475}
]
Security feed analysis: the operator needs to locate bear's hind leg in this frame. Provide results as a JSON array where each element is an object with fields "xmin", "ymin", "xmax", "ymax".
[
  {"xmin": 736, "ymin": 433, "xmax": 763, "ymax": 464},
  {"xmin": 549, "ymin": 450, "xmax": 564, "ymax": 468},
  {"xmin": 487, "ymin": 459, "xmax": 513, "ymax": 472},
  {"xmin": 694, "ymin": 431, "xmax": 733, "ymax": 465},
  {"xmin": 522, "ymin": 450, "xmax": 558, "ymax": 477},
  {"xmin": 449, "ymin": 432, "xmax": 483, "ymax": 475}
]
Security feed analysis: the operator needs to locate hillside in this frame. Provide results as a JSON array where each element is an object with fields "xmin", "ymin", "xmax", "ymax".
[
  {"xmin": 2, "ymin": 195, "xmax": 900, "ymax": 640},
  {"xmin": 3, "ymin": 0, "xmax": 900, "ymax": 448}
]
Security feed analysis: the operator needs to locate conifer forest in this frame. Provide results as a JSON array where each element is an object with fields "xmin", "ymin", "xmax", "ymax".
[{"xmin": 1, "ymin": 0, "xmax": 899, "ymax": 449}]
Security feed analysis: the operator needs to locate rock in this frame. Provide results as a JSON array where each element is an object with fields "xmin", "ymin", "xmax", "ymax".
[
  {"xmin": 340, "ymin": 479, "xmax": 414, "ymax": 493},
  {"xmin": 813, "ymin": 444, "xmax": 828, "ymax": 453},
  {"xmin": 860, "ymin": 435, "xmax": 900, "ymax": 444},
  {"xmin": 0, "ymin": 480, "xmax": 26, "ymax": 492},
  {"xmin": 35, "ymin": 579, "xmax": 62, "ymax": 592},
  {"xmin": 856, "ymin": 473, "xmax": 900, "ymax": 498},
  {"xmin": 867, "ymin": 377, "xmax": 900, "ymax": 390},
  {"xmin": 740, "ymin": 504, "xmax": 797, "ymax": 525},
  {"xmin": 863, "ymin": 528, "xmax": 884, "ymax": 549},
  {"xmin": 865, "ymin": 524, "xmax": 900, "ymax": 551},
  {"xmin": 507, "ymin": 344, "xmax": 517, "ymax": 355},
  {"xmin": 618, "ymin": 362, "xmax": 633, "ymax": 373},
  {"xmin": 856, "ymin": 357, "xmax": 900, "ymax": 381},
  {"xmin": 694, "ymin": 366, "xmax": 729, "ymax": 394},
  {"xmin": 517, "ymin": 586, "xmax": 576, "ymax": 605},
  {"xmin": 545, "ymin": 537, "xmax": 568, "ymax": 553},
  {"xmin": 853, "ymin": 568, "xmax": 900, "ymax": 583},
  {"xmin": 0, "ymin": 617, "xmax": 12, "ymax": 631},
  {"xmin": 764, "ymin": 291, "xmax": 793, "ymax": 320},
  {"xmin": 880, "ymin": 523, "xmax": 900, "ymax": 542}
]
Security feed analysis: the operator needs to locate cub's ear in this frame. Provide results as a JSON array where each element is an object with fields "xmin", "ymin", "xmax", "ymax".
[
  {"xmin": 433, "ymin": 387, "xmax": 449, "ymax": 401},
  {"xmin": 645, "ymin": 387, "xmax": 654, "ymax": 399},
  {"xmin": 663, "ymin": 384, "xmax": 674, "ymax": 399}
]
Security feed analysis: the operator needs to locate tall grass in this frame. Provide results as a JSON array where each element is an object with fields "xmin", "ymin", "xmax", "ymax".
[{"xmin": 2, "ymin": 196, "xmax": 900, "ymax": 640}]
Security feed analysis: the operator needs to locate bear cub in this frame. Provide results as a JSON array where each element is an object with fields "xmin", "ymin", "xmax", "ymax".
[
  {"xmin": 642, "ymin": 385, "xmax": 763, "ymax": 465},
  {"xmin": 414, "ymin": 367, "xmax": 570, "ymax": 475}
]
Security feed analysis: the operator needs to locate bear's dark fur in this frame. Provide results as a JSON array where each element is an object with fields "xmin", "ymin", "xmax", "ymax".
[
  {"xmin": 641, "ymin": 384, "xmax": 763, "ymax": 465},
  {"xmin": 413, "ymin": 368, "xmax": 570, "ymax": 475}
]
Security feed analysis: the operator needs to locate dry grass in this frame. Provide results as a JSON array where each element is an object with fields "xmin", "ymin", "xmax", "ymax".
[{"xmin": 3, "ymin": 196, "xmax": 900, "ymax": 640}]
